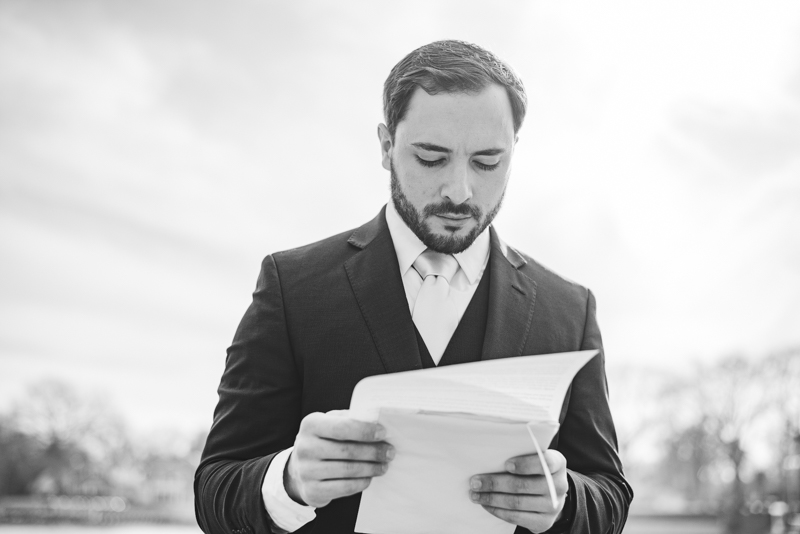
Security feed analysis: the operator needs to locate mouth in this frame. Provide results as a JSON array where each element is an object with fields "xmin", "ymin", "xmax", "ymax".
[{"xmin": 435, "ymin": 213, "xmax": 472, "ymax": 221}]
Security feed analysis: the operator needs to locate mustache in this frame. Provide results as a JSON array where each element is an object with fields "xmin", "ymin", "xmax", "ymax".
[{"xmin": 423, "ymin": 201, "xmax": 482, "ymax": 219}]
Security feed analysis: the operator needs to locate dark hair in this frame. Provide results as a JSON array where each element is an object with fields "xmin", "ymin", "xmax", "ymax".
[{"xmin": 383, "ymin": 40, "xmax": 527, "ymax": 139}]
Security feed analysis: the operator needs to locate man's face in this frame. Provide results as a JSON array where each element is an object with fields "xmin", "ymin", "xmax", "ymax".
[{"xmin": 379, "ymin": 84, "xmax": 517, "ymax": 254}]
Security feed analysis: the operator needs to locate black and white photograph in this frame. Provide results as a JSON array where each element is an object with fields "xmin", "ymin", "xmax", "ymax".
[{"xmin": 1, "ymin": 2, "xmax": 799, "ymax": 533}]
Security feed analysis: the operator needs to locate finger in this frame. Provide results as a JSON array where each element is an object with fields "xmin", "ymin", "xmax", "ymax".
[
  {"xmin": 304, "ymin": 460, "xmax": 388, "ymax": 480},
  {"xmin": 302, "ymin": 477, "xmax": 373, "ymax": 507},
  {"xmin": 470, "ymin": 473, "xmax": 548, "ymax": 495},
  {"xmin": 506, "ymin": 451, "xmax": 567, "ymax": 476},
  {"xmin": 301, "ymin": 412, "xmax": 386, "ymax": 442},
  {"xmin": 319, "ymin": 439, "xmax": 395, "ymax": 462},
  {"xmin": 470, "ymin": 491, "xmax": 556, "ymax": 513},
  {"xmin": 480, "ymin": 505, "xmax": 551, "ymax": 532},
  {"xmin": 315, "ymin": 438, "xmax": 395, "ymax": 462}
]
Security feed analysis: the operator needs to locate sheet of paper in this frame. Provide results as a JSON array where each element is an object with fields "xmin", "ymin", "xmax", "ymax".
[
  {"xmin": 355, "ymin": 409, "xmax": 560, "ymax": 534},
  {"xmin": 350, "ymin": 350, "xmax": 598, "ymax": 422}
]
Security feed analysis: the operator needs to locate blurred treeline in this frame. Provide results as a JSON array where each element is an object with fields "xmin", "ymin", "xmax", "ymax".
[
  {"xmin": 609, "ymin": 347, "xmax": 800, "ymax": 533},
  {"xmin": 0, "ymin": 381, "xmax": 203, "ymax": 522},
  {"xmin": 1, "ymin": 349, "xmax": 799, "ymax": 532}
]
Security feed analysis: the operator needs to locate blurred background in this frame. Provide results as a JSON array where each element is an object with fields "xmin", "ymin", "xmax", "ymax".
[{"xmin": 1, "ymin": 1, "xmax": 799, "ymax": 533}]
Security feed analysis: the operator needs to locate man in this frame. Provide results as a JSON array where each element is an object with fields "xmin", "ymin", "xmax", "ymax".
[{"xmin": 195, "ymin": 40, "xmax": 632, "ymax": 534}]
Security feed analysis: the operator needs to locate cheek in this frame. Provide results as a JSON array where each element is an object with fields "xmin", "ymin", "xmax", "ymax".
[
  {"xmin": 401, "ymin": 171, "xmax": 440, "ymax": 200},
  {"xmin": 472, "ymin": 174, "xmax": 509, "ymax": 204}
]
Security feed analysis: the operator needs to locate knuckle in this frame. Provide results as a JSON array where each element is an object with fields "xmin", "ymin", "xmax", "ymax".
[
  {"xmin": 298, "ymin": 418, "xmax": 310, "ymax": 433},
  {"xmin": 294, "ymin": 444, "xmax": 311, "ymax": 460},
  {"xmin": 301, "ymin": 412, "xmax": 321, "ymax": 430},
  {"xmin": 327, "ymin": 419, "xmax": 345, "ymax": 438}
]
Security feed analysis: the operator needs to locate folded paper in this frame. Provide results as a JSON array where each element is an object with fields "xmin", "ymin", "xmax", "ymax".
[{"xmin": 350, "ymin": 350, "xmax": 597, "ymax": 534}]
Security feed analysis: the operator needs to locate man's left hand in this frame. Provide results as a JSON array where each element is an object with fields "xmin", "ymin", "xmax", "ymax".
[{"xmin": 469, "ymin": 450, "xmax": 568, "ymax": 533}]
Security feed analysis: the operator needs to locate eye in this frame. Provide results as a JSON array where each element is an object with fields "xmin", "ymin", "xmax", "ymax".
[
  {"xmin": 416, "ymin": 156, "xmax": 445, "ymax": 168},
  {"xmin": 474, "ymin": 160, "xmax": 500, "ymax": 171}
]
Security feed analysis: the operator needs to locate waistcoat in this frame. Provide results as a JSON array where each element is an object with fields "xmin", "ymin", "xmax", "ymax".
[{"xmin": 414, "ymin": 259, "xmax": 492, "ymax": 368}]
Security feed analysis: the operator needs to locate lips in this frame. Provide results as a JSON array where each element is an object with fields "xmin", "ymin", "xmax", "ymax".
[
  {"xmin": 423, "ymin": 201, "xmax": 481, "ymax": 220},
  {"xmin": 435, "ymin": 213, "xmax": 472, "ymax": 221}
]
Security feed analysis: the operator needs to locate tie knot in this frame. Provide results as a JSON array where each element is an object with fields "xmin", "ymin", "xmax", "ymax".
[{"xmin": 414, "ymin": 250, "xmax": 459, "ymax": 283}]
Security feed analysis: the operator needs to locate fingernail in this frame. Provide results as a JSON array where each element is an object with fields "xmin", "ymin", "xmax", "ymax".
[
  {"xmin": 470, "ymin": 492, "xmax": 479, "ymax": 501},
  {"xmin": 374, "ymin": 426, "xmax": 386, "ymax": 440},
  {"xmin": 470, "ymin": 478, "xmax": 481, "ymax": 490},
  {"xmin": 385, "ymin": 447, "xmax": 395, "ymax": 460},
  {"xmin": 505, "ymin": 461, "xmax": 515, "ymax": 473}
]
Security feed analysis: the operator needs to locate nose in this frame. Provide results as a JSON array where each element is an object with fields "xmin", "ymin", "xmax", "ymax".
[{"xmin": 440, "ymin": 160, "xmax": 472, "ymax": 205}]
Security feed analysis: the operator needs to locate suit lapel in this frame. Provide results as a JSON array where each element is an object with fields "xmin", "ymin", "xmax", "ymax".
[
  {"xmin": 482, "ymin": 226, "xmax": 538, "ymax": 360},
  {"xmin": 344, "ymin": 207, "xmax": 423, "ymax": 374}
]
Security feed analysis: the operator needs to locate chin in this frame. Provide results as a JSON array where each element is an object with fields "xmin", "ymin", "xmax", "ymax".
[
  {"xmin": 419, "ymin": 222, "xmax": 483, "ymax": 255},
  {"xmin": 431, "ymin": 221, "xmax": 475, "ymax": 237}
]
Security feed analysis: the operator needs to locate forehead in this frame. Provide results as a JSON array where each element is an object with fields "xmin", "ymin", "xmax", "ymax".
[{"xmin": 396, "ymin": 84, "xmax": 515, "ymax": 148}]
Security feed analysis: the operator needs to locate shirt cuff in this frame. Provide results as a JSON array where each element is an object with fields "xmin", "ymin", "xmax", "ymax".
[{"xmin": 261, "ymin": 447, "xmax": 316, "ymax": 533}]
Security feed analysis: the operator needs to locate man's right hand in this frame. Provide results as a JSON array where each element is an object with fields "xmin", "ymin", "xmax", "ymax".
[{"xmin": 284, "ymin": 410, "xmax": 394, "ymax": 508}]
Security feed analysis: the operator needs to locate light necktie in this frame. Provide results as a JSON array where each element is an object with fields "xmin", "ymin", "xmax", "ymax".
[{"xmin": 411, "ymin": 250, "xmax": 460, "ymax": 365}]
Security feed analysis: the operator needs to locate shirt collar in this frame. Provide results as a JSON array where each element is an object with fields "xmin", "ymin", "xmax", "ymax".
[{"xmin": 385, "ymin": 202, "xmax": 490, "ymax": 285}]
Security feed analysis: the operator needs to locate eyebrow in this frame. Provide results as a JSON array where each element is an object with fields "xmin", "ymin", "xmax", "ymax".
[
  {"xmin": 411, "ymin": 142, "xmax": 505, "ymax": 157},
  {"xmin": 412, "ymin": 142, "xmax": 451, "ymax": 153}
]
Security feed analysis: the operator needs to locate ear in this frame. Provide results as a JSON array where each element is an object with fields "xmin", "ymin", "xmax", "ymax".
[{"xmin": 377, "ymin": 123, "xmax": 393, "ymax": 171}]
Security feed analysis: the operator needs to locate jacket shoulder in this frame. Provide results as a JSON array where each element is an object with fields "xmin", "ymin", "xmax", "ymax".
[
  {"xmin": 267, "ymin": 227, "xmax": 359, "ymax": 281},
  {"xmin": 514, "ymin": 247, "xmax": 592, "ymax": 309},
  {"xmin": 267, "ymin": 208, "xmax": 387, "ymax": 282}
]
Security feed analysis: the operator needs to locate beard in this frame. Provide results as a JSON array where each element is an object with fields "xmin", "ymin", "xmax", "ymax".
[{"xmin": 390, "ymin": 161, "xmax": 505, "ymax": 255}]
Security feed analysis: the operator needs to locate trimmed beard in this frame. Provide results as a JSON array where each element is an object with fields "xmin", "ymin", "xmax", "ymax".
[{"xmin": 390, "ymin": 160, "xmax": 504, "ymax": 255}]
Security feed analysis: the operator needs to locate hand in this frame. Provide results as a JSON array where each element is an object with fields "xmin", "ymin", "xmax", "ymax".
[
  {"xmin": 285, "ymin": 410, "xmax": 394, "ymax": 508},
  {"xmin": 469, "ymin": 450, "xmax": 568, "ymax": 533}
]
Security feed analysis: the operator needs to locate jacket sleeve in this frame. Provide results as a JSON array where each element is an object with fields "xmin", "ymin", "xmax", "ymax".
[
  {"xmin": 195, "ymin": 255, "xmax": 303, "ymax": 534},
  {"xmin": 539, "ymin": 289, "xmax": 633, "ymax": 534}
]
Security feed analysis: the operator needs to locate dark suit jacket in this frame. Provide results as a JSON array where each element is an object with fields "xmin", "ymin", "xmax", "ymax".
[{"xmin": 195, "ymin": 207, "xmax": 633, "ymax": 534}]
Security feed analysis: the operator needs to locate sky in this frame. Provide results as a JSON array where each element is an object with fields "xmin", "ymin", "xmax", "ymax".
[{"xmin": 1, "ymin": 0, "xmax": 799, "ymax": 434}]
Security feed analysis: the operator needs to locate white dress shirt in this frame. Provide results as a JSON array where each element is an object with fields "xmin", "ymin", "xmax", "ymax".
[{"xmin": 261, "ymin": 202, "xmax": 491, "ymax": 533}]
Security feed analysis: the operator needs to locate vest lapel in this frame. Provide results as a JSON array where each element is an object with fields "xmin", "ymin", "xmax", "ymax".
[
  {"xmin": 482, "ymin": 226, "xmax": 538, "ymax": 361},
  {"xmin": 344, "ymin": 207, "xmax": 424, "ymax": 374}
]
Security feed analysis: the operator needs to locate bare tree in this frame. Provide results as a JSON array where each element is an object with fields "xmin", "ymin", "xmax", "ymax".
[
  {"xmin": 8, "ymin": 380, "xmax": 130, "ymax": 495},
  {"xmin": 662, "ymin": 355, "xmax": 772, "ymax": 532},
  {"xmin": 762, "ymin": 347, "xmax": 800, "ymax": 508}
]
